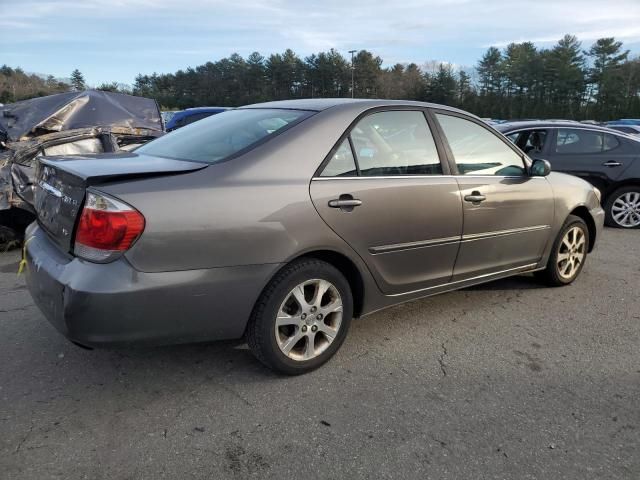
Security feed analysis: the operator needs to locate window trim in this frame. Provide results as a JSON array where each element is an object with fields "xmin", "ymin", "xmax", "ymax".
[
  {"xmin": 311, "ymin": 174, "xmax": 547, "ymax": 181},
  {"xmin": 347, "ymin": 135, "xmax": 361, "ymax": 176},
  {"xmin": 430, "ymin": 109, "xmax": 530, "ymax": 177},
  {"xmin": 313, "ymin": 106, "xmax": 452, "ymax": 178}
]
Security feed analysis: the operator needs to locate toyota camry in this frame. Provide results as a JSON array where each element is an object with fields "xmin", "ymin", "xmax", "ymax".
[{"xmin": 24, "ymin": 99, "xmax": 604, "ymax": 374}]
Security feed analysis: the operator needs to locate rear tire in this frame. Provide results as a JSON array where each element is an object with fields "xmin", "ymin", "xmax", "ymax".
[
  {"xmin": 246, "ymin": 258, "xmax": 353, "ymax": 375},
  {"xmin": 604, "ymin": 186, "xmax": 640, "ymax": 228},
  {"xmin": 537, "ymin": 215, "xmax": 589, "ymax": 287}
]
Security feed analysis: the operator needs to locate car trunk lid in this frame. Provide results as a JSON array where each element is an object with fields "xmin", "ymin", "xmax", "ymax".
[{"xmin": 33, "ymin": 152, "xmax": 206, "ymax": 252}]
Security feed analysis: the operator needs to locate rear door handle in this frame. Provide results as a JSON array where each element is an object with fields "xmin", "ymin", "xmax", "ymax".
[
  {"xmin": 464, "ymin": 191, "xmax": 486, "ymax": 203},
  {"xmin": 602, "ymin": 161, "xmax": 622, "ymax": 167},
  {"xmin": 328, "ymin": 194, "xmax": 362, "ymax": 212}
]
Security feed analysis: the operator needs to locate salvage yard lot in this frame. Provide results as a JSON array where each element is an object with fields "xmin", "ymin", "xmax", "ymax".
[{"xmin": 1, "ymin": 229, "xmax": 639, "ymax": 479}]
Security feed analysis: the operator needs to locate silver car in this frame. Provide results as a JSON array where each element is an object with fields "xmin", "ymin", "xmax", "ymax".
[{"xmin": 24, "ymin": 99, "xmax": 604, "ymax": 374}]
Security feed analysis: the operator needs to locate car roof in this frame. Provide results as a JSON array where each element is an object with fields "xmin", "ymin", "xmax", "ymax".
[
  {"xmin": 496, "ymin": 120, "xmax": 640, "ymax": 143},
  {"xmin": 239, "ymin": 98, "xmax": 471, "ymax": 115},
  {"xmin": 495, "ymin": 120, "xmax": 617, "ymax": 134}
]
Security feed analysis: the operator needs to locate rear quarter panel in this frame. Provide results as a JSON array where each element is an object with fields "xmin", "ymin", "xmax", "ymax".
[{"xmin": 97, "ymin": 106, "xmax": 387, "ymax": 312}]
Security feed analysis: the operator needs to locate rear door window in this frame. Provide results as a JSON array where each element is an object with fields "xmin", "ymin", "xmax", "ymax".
[
  {"xmin": 319, "ymin": 110, "xmax": 443, "ymax": 177},
  {"xmin": 350, "ymin": 111, "xmax": 442, "ymax": 176},
  {"xmin": 555, "ymin": 129, "xmax": 620, "ymax": 154}
]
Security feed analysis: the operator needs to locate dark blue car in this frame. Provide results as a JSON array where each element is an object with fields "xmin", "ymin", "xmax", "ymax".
[{"xmin": 165, "ymin": 107, "xmax": 229, "ymax": 131}]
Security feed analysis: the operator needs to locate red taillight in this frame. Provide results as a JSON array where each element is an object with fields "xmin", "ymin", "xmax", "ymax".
[{"xmin": 74, "ymin": 191, "xmax": 145, "ymax": 262}]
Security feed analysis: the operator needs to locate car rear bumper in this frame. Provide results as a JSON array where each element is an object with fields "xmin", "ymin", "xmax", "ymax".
[{"xmin": 24, "ymin": 224, "xmax": 281, "ymax": 347}]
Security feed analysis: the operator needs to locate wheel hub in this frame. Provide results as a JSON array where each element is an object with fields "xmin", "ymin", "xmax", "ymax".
[
  {"xmin": 275, "ymin": 279, "xmax": 343, "ymax": 361},
  {"xmin": 611, "ymin": 191, "xmax": 640, "ymax": 227},
  {"xmin": 557, "ymin": 226, "xmax": 586, "ymax": 280}
]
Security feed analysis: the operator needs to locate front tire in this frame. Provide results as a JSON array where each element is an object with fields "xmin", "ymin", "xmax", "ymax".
[
  {"xmin": 246, "ymin": 258, "xmax": 353, "ymax": 375},
  {"xmin": 537, "ymin": 215, "xmax": 589, "ymax": 287},
  {"xmin": 604, "ymin": 186, "xmax": 640, "ymax": 229}
]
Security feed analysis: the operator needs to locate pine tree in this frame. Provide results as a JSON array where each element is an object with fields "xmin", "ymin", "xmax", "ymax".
[
  {"xmin": 586, "ymin": 38, "xmax": 629, "ymax": 118},
  {"xmin": 477, "ymin": 47, "xmax": 503, "ymax": 95},
  {"xmin": 547, "ymin": 35, "xmax": 586, "ymax": 118},
  {"xmin": 70, "ymin": 69, "xmax": 86, "ymax": 91}
]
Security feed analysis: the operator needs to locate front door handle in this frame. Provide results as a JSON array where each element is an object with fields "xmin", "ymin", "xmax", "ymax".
[
  {"xmin": 464, "ymin": 191, "xmax": 486, "ymax": 204},
  {"xmin": 328, "ymin": 194, "xmax": 362, "ymax": 212},
  {"xmin": 602, "ymin": 161, "xmax": 622, "ymax": 167}
]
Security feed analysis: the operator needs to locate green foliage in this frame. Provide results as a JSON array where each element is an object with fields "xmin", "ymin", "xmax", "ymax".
[
  {"xmin": 0, "ymin": 65, "xmax": 69, "ymax": 103},
  {"xmin": 96, "ymin": 82, "xmax": 120, "ymax": 92}
]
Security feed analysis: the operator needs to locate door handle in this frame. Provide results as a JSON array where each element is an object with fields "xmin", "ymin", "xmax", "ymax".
[
  {"xmin": 602, "ymin": 161, "xmax": 622, "ymax": 167},
  {"xmin": 328, "ymin": 199, "xmax": 362, "ymax": 208},
  {"xmin": 464, "ymin": 191, "xmax": 486, "ymax": 203},
  {"xmin": 328, "ymin": 194, "xmax": 362, "ymax": 212}
]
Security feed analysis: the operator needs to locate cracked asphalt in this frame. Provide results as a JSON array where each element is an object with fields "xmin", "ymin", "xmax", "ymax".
[{"xmin": 1, "ymin": 229, "xmax": 639, "ymax": 479}]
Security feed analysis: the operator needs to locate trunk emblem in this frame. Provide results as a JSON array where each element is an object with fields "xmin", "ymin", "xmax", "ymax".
[
  {"xmin": 38, "ymin": 180, "xmax": 62, "ymax": 198},
  {"xmin": 37, "ymin": 180, "xmax": 79, "ymax": 206}
]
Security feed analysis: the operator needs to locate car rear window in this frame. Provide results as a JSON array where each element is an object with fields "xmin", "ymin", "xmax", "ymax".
[{"xmin": 137, "ymin": 108, "xmax": 313, "ymax": 164}]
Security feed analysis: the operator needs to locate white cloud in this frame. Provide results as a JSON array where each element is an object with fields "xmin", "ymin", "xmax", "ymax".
[
  {"xmin": 3, "ymin": 0, "xmax": 640, "ymax": 51},
  {"xmin": 1, "ymin": 0, "xmax": 639, "ymax": 83}
]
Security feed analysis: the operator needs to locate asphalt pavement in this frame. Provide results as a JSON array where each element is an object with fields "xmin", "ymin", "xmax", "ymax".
[{"xmin": 1, "ymin": 228, "xmax": 638, "ymax": 479}]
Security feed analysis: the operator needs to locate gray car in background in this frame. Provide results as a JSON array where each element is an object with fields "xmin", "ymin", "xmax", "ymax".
[{"xmin": 24, "ymin": 99, "xmax": 604, "ymax": 374}]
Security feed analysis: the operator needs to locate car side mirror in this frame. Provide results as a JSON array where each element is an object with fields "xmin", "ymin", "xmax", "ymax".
[{"xmin": 530, "ymin": 159, "xmax": 551, "ymax": 177}]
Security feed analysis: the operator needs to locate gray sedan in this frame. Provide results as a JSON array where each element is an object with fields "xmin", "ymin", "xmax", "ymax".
[{"xmin": 24, "ymin": 99, "xmax": 604, "ymax": 374}]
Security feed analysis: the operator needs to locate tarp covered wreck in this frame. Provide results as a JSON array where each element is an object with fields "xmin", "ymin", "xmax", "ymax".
[{"xmin": 0, "ymin": 90, "xmax": 163, "ymax": 245}]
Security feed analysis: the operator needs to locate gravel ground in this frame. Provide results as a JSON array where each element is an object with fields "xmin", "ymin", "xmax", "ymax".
[{"xmin": 0, "ymin": 228, "xmax": 639, "ymax": 479}]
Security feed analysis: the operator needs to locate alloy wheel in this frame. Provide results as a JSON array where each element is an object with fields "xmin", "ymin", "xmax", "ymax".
[
  {"xmin": 275, "ymin": 279, "xmax": 343, "ymax": 361},
  {"xmin": 611, "ymin": 191, "xmax": 640, "ymax": 228},
  {"xmin": 557, "ymin": 226, "xmax": 586, "ymax": 280}
]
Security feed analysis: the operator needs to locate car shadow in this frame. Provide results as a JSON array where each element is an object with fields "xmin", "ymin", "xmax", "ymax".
[
  {"xmin": 85, "ymin": 338, "xmax": 282, "ymax": 381},
  {"xmin": 462, "ymin": 273, "xmax": 546, "ymax": 291}
]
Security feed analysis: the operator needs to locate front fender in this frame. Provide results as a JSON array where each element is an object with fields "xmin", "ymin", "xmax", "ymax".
[{"xmin": 537, "ymin": 172, "xmax": 604, "ymax": 268}]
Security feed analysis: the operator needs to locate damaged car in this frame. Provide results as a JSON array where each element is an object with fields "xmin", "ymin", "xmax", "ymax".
[{"xmin": 0, "ymin": 90, "xmax": 163, "ymax": 246}]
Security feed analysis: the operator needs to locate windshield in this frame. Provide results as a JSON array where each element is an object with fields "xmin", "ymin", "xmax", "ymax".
[{"xmin": 137, "ymin": 108, "xmax": 313, "ymax": 164}]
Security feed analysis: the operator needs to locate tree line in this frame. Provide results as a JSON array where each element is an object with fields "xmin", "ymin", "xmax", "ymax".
[
  {"xmin": 2, "ymin": 35, "xmax": 639, "ymax": 121},
  {"xmin": 0, "ymin": 65, "xmax": 69, "ymax": 104}
]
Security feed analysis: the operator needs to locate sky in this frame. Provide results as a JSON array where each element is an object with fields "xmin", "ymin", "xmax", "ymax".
[{"xmin": 2, "ymin": 0, "xmax": 640, "ymax": 86}]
